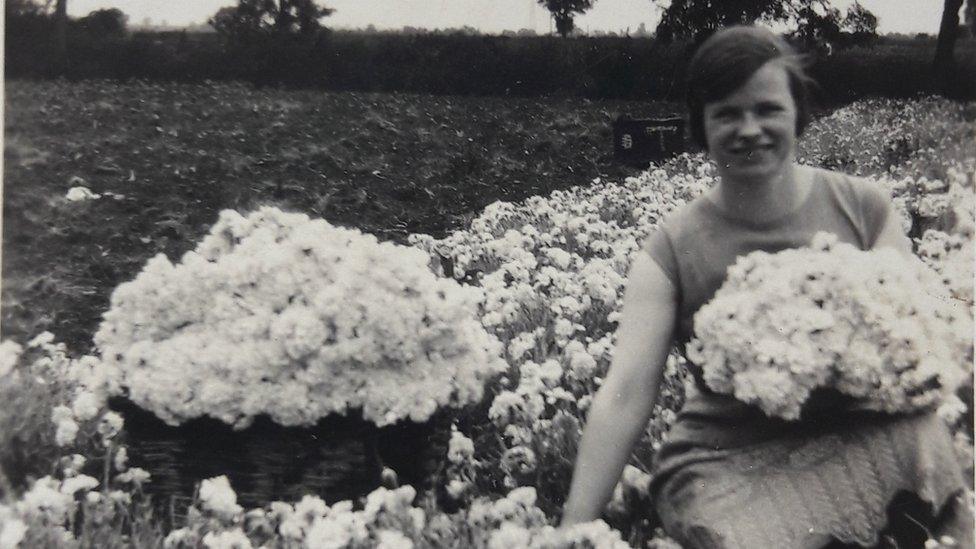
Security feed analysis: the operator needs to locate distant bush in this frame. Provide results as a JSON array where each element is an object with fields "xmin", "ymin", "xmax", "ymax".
[
  {"xmin": 6, "ymin": 28, "xmax": 975, "ymax": 102},
  {"xmin": 811, "ymin": 36, "xmax": 976, "ymax": 101}
]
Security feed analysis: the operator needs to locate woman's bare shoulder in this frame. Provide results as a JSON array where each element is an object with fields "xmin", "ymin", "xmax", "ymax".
[{"xmin": 655, "ymin": 192, "xmax": 715, "ymax": 235}]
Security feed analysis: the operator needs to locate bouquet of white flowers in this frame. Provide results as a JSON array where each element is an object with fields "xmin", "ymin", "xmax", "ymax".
[
  {"xmin": 95, "ymin": 207, "xmax": 506, "ymax": 428},
  {"xmin": 689, "ymin": 232, "xmax": 971, "ymax": 421}
]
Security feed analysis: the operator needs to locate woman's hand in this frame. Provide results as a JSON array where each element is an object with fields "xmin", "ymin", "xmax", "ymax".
[
  {"xmin": 561, "ymin": 252, "xmax": 678, "ymax": 526},
  {"xmin": 868, "ymin": 182, "xmax": 913, "ymax": 256}
]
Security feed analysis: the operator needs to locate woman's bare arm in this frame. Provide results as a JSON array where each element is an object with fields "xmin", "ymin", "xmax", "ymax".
[
  {"xmin": 873, "ymin": 203, "xmax": 913, "ymax": 256},
  {"xmin": 561, "ymin": 252, "xmax": 678, "ymax": 525}
]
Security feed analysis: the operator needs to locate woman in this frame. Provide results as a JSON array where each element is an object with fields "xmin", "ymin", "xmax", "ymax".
[{"xmin": 561, "ymin": 26, "xmax": 972, "ymax": 548}]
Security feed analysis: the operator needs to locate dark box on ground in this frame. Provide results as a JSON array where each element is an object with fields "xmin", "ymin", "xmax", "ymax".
[{"xmin": 613, "ymin": 116, "xmax": 685, "ymax": 167}]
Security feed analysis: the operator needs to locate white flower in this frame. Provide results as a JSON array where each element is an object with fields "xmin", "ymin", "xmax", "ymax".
[
  {"xmin": 115, "ymin": 468, "xmax": 151, "ymax": 487},
  {"xmin": 376, "ymin": 529, "xmax": 413, "ymax": 549},
  {"xmin": 446, "ymin": 480, "xmax": 469, "ymax": 500},
  {"xmin": 306, "ymin": 511, "xmax": 368, "ymax": 549},
  {"xmin": 554, "ymin": 318, "xmax": 576, "ymax": 339},
  {"xmin": 0, "ymin": 340, "xmax": 23, "ymax": 377},
  {"xmin": 556, "ymin": 520, "xmax": 631, "ymax": 548},
  {"xmin": 61, "ymin": 454, "xmax": 86, "ymax": 477},
  {"xmin": 0, "ymin": 505, "xmax": 27, "ymax": 549},
  {"xmin": 202, "ymin": 529, "xmax": 252, "ymax": 549},
  {"xmin": 71, "ymin": 390, "xmax": 101, "ymax": 422},
  {"xmin": 488, "ymin": 391, "xmax": 524, "ymax": 427},
  {"xmin": 19, "ymin": 477, "xmax": 72, "ymax": 522},
  {"xmin": 501, "ymin": 446, "xmax": 537, "ymax": 477},
  {"xmin": 199, "ymin": 476, "xmax": 242, "ymax": 519},
  {"xmin": 60, "ymin": 475, "xmax": 99, "ymax": 496},
  {"xmin": 27, "ymin": 332, "xmax": 55, "ymax": 348},
  {"xmin": 447, "ymin": 430, "xmax": 475, "ymax": 464},
  {"xmin": 114, "ymin": 447, "xmax": 129, "ymax": 471},
  {"xmin": 55, "ymin": 417, "xmax": 79, "ymax": 447},
  {"xmin": 97, "ymin": 412, "xmax": 124, "ymax": 441},
  {"xmin": 503, "ymin": 424, "xmax": 534, "ymax": 446},
  {"xmin": 108, "ymin": 490, "xmax": 131, "ymax": 505},
  {"xmin": 163, "ymin": 527, "xmax": 192, "ymax": 549},
  {"xmin": 487, "ymin": 523, "xmax": 532, "ymax": 549},
  {"xmin": 937, "ymin": 395, "xmax": 967, "ymax": 424},
  {"xmin": 0, "ymin": 519, "xmax": 26, "ymax": 549},
  {"xmin": 279, "ymin": 495, "xmax": 327, "ymax": 539}
]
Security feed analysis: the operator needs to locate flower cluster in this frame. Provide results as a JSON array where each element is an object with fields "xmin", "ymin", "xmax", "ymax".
[
  {"xmin": 799, "ymin": 97, "xmax": 974, "ymax": 182},
  {"xmin": 0, "ymin": 333, "xmax": 122, "ymax": 488},
  {"xmin": 158, "ymin": 473, "xmax": 641, "ymax": 549},
  {"xmin": 799, "ymin": 98, "xmax": 975, "ymax": 237},
  {"xmin": 95, "ymin": 207, "xmax": 506, "ymax": 428},
  {"xmin": 443, "ymin": 427, "xmax": 479, "ymax": 502},
  {"xmin": 409, "ymin": 156, "xmax": 707, "ymax": 495},
  {"xmin": 487, "ymin": 518, "xmax": 632, "ymax": 549},
  {"xmin": 0, "ymin": 335, "xmax": 151, "ymax": 549},
  {"xmin": 2, "ymin": 97, "xmax": 972, "ymax": 548},
  {"xmin": 914, "ymin": 164, "xmax": 975, "ymax": 309},
  {"xmin": 690, "ymin": 232, "xmax": 971, "ymax": 420}
]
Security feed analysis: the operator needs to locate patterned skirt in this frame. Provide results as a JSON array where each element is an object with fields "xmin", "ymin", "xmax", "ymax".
[{"xmin": 650, "ymin": 386, "xmax": 972, "ymax": 549}]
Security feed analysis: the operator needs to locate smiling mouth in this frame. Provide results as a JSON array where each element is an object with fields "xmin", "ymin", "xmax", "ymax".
[{"xmin": 729, "ymin": 144, "xmax": 774, "ymax": 159}]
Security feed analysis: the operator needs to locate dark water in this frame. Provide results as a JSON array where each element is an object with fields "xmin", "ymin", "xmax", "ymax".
[{"xmin": 110, "ymin": 398, "xmax": 449, "ymax": 512}]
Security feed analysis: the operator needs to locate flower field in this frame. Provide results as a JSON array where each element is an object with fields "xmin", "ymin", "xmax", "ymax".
[{"xmin": 1, "ymin": 80, "xmax": 974, "ymax": 548}]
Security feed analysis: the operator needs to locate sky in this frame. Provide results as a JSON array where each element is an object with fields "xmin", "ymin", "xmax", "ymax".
[{"xmin": 66, "ymin": 0, "xmax": 948, "ymax": 36}]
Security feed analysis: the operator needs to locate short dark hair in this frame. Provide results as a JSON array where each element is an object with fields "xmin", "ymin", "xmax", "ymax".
[{"xmin": 685, "ymin": 26, "xmax": 815, "ymax": 150}]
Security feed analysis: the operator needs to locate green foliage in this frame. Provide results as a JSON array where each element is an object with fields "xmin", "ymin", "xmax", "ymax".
[
  {"xmin": 789, "ymin": 2, "xmax": 842, "ymax": 48},
  {"xmin": 652, "ymin": 0, "xmax": 870, "ymax": 47},
  {"xmin": 75, "ymin": 8, "xmax": 128, "ymax": 37},
  {"xmin": 653, "ymin": 0, "xmax": 792, "ymax": 42},
  {"xmin": 207, "ymin": 0, "xmax": 335, "ymax": 86},
  {"xmin": 6, "ymin": 26, "xmax": 976, "ymax": 101},
  {"xmin": 799, "ymin": 97, "xmax": 976, "ymax": 181},
  {"xmin": 5, "ymin": 0, "xmax": 47, "ymax": 18},
  {"xmin": 810, "ymin": 34, "xmax": 976, "ymax": 100},
  {"xmin": 842, "ymin": 1, "xmax": 878, "ymax": 40},
  {"xmin": 209, "ymin": 0, "xmax": 334, "ymax": 42},
  {"xmin": 0, "ymin": 355, "xmax": 68, "ymax": 492},
  {"xmin": 537, "ymin": 0, "xmax": 595, "ymax": 37}
]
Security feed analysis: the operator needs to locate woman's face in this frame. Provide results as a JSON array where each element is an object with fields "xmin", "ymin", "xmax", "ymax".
[{"xmin": 703, "ymin": 61, "xmax": 798, "ymax": 184}]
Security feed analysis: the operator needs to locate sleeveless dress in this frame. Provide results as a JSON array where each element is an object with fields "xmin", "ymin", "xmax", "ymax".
[{"xmin": 642, "ymin": 167, "xmax": 972, "ymax": 549}]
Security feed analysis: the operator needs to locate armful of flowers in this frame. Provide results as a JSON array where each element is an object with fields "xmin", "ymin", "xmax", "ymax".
[
  {"xmin": 94, "ymin": 207, "xmax": 507, "ymax": 428},
  {"xmin": 688, "ymin": 232, "xmax": 972, "ymax": 421}
]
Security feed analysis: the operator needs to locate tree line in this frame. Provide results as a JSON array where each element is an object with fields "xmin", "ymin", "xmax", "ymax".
[{"xmin": 5, "ymin": 0, "xmax": 974, "ymax": 97}]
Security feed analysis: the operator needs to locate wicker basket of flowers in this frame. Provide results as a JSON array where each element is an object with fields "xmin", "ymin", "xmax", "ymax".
[{"xmin": 96, "ymin": 208, "xmax": 505, "ymax": 508}]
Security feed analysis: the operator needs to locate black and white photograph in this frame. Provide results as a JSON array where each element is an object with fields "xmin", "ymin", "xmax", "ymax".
[{"xmin": 2, "ymin": 0, "xmax": 974, "ymax": 547}]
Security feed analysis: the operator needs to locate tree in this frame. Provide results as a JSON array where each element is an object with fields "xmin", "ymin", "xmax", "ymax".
[
  {"xmin": 76, "ymin": 8, "xmax": 128, "ymax": 37},
  {"xmin": 53, "ymin": 0, "xmax": 68, "ymax": 71},
  {"xmin": 966, "ymin": 0, "xmax": 975, "ymax": 35},
  {"xmin": 790, "ymin": 2, "xmax": 842, "ymax": 49},
  {"xmin": 5, "ymin": 0, "xmax": 46, "ymax": 17},
  {"xmin": 842, "ymin": 1, "xmax": 878, "ymax": 38},
  {"xmin": 5, "ymin": 0, "xmax": 67, "ymax": 74},
  {"xmin": 538, "ymin": 0, "xmax": 594, "ymax": 37},
  {"xmin": 934, "ymin": 0, "xmax": 967, "ymax": 96},
  {"xmin": 209, "ymin": 0, "xmax": 334, "ymax": 43},
  {"xmin": 652, "ymin": 0, "xmax": 790, "ymax": 43},
  {"xmin": 651, "ymin": 0, "xmax": 863, "ymax": 46},
  {"xmin": 209, "ymin": 0, "xmax": 335, "ymax": 86}
]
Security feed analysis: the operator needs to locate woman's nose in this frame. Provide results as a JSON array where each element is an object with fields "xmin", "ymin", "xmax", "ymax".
[{"xmin": 736, "ymin": 112, "xmax": 763, "ymax": 139}]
